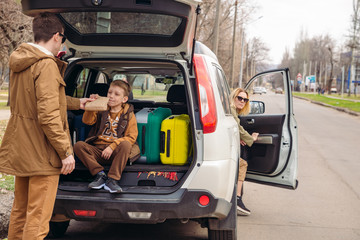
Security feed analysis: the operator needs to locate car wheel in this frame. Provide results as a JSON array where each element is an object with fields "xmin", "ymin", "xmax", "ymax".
[
  {"xmin": 207, "ymin": 186, "xmax": 237, "ymax": 240},
  {"xmin": 48, "ymin": 220, "xmax": 70, "ymax": 238}
]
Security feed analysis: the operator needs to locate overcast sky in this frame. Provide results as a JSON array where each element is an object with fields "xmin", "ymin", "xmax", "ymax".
[{"xmin": 247, "ymin": 0, "xmax": 354, "ymax": 65}]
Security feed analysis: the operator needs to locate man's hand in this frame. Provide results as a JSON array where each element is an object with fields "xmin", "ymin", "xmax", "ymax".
[
  {"xmin": 61, "ymin": 155, "xmax": 75, "ymax": 175},
  {"xmin": 102, "ymin": 146, "xmax": 114, "ymax": 160},
  {"xmin": 79, "ymin": 98, "xmax": 95, "ymax": 110}
]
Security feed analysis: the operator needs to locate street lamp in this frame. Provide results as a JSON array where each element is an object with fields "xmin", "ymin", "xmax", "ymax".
[{"xmin": 238, "ymin": 16, "xmax": 263, "ymax": 88}]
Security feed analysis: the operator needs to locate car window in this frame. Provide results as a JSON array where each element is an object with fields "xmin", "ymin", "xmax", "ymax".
[
  {"xmin": 96, "ymin": 72, "xmax": 107, "ymax": 84},
  {"xmin": 130, "ymin": 74, "xmax": 184, "ymax": 103},
  {"xmin": 60, "ymin": 12, "xmax": 182, "ymax": 36},
  {"xmin": 213, "ymin": 65, "xmax": 231, "ymax": 115},
  {"xmin": 247, "ymin": 72, "xmax": 286, "ymax": 115},
  {"xmin": 73, "ymin": 68, "xmax": 90, "ymax": 98}
]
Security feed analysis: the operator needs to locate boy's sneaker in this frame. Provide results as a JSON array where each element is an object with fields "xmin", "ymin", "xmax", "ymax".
[
  {"xmin": 237, "ymin": 196, "xmax": 251, "ymax": 216},
  {"xmin": 104, "ymin": 178, "xmax": 122, "ymax": 193},
  {"xmin": 88, "ymin": 171, "xmax": 107, "ymax": 189}
]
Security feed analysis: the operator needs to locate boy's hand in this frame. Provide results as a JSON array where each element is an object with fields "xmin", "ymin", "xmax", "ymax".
[
  {"xmin": 102, "ymin": 146, "xmax": 114, "ymax": 160},
  {"xmin": 61, "ymin": 155, "xmax": 75, "ymax": 175}
]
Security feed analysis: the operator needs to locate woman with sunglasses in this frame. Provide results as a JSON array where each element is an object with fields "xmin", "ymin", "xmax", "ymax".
[{"xmin": 230, "ymin": 88, "xmax": 259, "ymax": 216}]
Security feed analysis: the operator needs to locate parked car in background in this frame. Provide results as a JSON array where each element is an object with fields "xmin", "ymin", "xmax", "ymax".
[
  {"xmin": 275, "ymin": 87, "xmax": 283, "ymax": 94},
  {"xmin": 253, "ymin": 86, "xmax": 263, "ymax": 94},
  {"xmin": 23, "ymin": 1, "xmax": 299, "ymax": 239},
  {"xmin": 260, "ymin": 87, "xmax": 267, "ymax": 94},
  {"xmin": 330, "ymin": 87, "xmax": 337, "ymax": 93}
]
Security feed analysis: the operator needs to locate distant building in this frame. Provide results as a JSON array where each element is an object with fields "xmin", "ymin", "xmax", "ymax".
[{"xmin": 339, "ymin": 51, "xmax": 360, "ymax": 94}]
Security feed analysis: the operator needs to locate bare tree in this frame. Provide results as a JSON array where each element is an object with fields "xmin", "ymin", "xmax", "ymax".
[
  {"xmin": 0, "ymin": 0, "xmax": 33, "ymax": 88},
  {"xmin": 196, "ymin": 0, "xmax": 258, "ymax": 87},
  {"xmin": 243, "ymin": 36, "xmax": 269, "ymax": 83},
  {"xmin": 346, "ymin": 0, "xmax": 360, "ymax": 96},
  {"xmin": 280, "ymin": 29, "xmax": 339, "ymax": 93}
]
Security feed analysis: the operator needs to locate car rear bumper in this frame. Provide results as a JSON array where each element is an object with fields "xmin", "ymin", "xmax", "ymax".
[{"xmin": 53, "ymin": 189, "xmax": 232, "ymax": 223}]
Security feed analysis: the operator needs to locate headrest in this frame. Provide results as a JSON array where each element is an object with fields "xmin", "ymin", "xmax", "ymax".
[
  {"xmin": 167, "ymin": 85, "xmax": 186, "ymax": 103},
  {"xmin": 89, "ymin": 83, "xmax": 109, "ymax": 97}
]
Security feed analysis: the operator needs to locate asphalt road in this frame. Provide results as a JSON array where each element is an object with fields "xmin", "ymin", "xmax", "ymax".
[{"xmin": 237, "ymin": 96, "xmax": 360, "ymax": 240}]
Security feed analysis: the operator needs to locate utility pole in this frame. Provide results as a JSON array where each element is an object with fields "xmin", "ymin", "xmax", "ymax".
[
  {"xmin": 238, "ymin": 25, "xmax": 245, "ymax": 88},
  {"xmin": 229, "ymin": 0, "xmax": 238, "ymax": 88},
  {"xmin": 314, "ymin": 61, "xmax": 317, "ymax": 92},
  {"xmin": 309, "ymin": 61, "xmax": 312, "ymax": 92},
  {"xmin": 212, "ymin": 0, "xmax": 221, "ymax": 55},
  {"xmin": 324, "ymin": 63, "xmax": 327, "ymax": 91},
  {"xmin": 319, "ymin": 62, "xmax": 322, "ymax": 90},
  {"xmin": 238, "ymin": 16, "xmax": 263, "ymax": 88},
  {"xmin": 341, "ymin": 66, "xmax": 345, "ymax": 98},
  {"xmin": 302, "ymin": 61, "xmax": 307, "ymax": 92}
]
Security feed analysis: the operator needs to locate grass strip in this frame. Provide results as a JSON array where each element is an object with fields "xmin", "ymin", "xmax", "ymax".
[{"xmin": 293, "ymin": 92, "xmax": 360, "ymax": 113}]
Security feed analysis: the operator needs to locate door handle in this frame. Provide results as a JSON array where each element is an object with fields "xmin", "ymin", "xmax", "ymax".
[{"xmin": 246, "ymin": 119, "xmax": 255, "ymax": 124}]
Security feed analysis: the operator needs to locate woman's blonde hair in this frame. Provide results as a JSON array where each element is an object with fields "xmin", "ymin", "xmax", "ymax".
[{"xmin": 230, "ymin": 88, "xmax": 250, "ymax": 115}]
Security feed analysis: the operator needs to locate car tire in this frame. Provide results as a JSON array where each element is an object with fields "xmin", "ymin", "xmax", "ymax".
[
  {"xmin": 207, "ymin": 186, "xmax": 237, "ymax": 240},
  {"xmin": 48, "ymin": 220, "xmax": 70, "ymax": 238}
]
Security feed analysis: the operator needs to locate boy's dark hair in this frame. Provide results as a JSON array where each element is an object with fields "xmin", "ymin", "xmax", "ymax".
[
  {"xmin": 111, "ymin": 80, "xmax": 131, "ymax": 97},
  {"xmin": 33, "ymin": 12, "xmax": 64, "ymax": 43}
]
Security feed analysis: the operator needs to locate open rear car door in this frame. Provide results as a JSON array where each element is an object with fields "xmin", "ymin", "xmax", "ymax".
[{"xmin": 241, "ymin": 68, "xmax": 298, "ymax": 189}]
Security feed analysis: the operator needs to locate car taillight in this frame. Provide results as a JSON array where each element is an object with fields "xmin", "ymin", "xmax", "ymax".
[
  {"xmin": 73, "ymin": 210, "xmax": 96, "ymax": 217},
  {"xmin": 193, "ymin": 54, "xmax": 217, "ymax": 134}
]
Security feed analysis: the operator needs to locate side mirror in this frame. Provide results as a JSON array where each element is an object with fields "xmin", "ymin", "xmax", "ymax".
[{"xmin": 250, "ymin": 101, "xmax": 265, "ymax": 114}]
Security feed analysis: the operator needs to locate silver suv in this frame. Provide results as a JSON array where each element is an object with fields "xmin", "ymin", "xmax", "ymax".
[{"xmin": 23, "ymin": 1, "xmax": 298, "ymax": 239}]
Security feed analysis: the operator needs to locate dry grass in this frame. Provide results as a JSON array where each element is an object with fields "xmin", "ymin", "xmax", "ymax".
[{"xmin": 0, "ymin": 120, "xmax": 13, "ymax": 193}]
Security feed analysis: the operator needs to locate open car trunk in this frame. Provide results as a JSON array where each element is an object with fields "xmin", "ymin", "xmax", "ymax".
[{"xmin": 61, "ymin": 58, "xmax": 195, "ymax": 194}]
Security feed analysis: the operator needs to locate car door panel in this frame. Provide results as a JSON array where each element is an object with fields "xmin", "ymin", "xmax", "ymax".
[
  {"xmin": 240, "ymin": 115, "xmax": 284, "ymax": 174},
  {"xmin": 243, "ymin": 69, "xmax": 298, "ymax": 189}
]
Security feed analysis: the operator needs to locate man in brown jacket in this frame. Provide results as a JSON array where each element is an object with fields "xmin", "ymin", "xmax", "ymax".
[{"xmin": 0, "ymin": 13, "xmax": 91, "ymax": 239}]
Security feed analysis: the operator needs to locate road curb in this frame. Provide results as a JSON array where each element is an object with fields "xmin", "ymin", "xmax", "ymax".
[{"xmin": 294, "ymin": 96, "xmax": 360, "ymax": 117}]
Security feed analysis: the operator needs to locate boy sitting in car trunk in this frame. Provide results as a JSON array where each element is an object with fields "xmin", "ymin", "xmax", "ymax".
[{"xmin": 74, "ymin": 80, "xmax": 138, "ymax": 193}]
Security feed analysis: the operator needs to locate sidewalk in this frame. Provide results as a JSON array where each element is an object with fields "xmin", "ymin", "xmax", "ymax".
[{"xmin": 0, "ymin": 109, "xmax": 10, "ymax": 121}]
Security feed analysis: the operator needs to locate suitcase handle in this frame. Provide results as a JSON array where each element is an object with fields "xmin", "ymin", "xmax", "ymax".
[
  {"xmin": 141, "ymin": 125, "xmax": 146, "ymax": 154},
  {"xmin": 160, "ymin": 131, "xmax": 165, "ymax": 153},
  {"xmin": 166, "ymin": 130, "xmax": 170, "ymax": 158}
]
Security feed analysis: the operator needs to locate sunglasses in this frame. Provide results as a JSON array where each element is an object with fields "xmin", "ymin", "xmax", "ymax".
[
  {"xmin": 236, "ymin": 96, "xmax": 249, "ymax": 103},
  {"xmin": 54, "ymin": 32, "xmax": 67, "ymax": 44}
]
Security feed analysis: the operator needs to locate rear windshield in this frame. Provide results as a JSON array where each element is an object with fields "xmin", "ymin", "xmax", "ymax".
[{"xmin": 60, "ymin": 12, "xmax": 182, "ymax": 36}]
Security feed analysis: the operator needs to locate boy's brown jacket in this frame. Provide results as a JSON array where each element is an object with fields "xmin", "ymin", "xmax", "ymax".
[
  {"xmin": 82, "ymin": 103, "xmax": 138, "ymax": 150},
  {"xmin": 0, "ymin": 43, "xmax": 80, "ymax": 176}
]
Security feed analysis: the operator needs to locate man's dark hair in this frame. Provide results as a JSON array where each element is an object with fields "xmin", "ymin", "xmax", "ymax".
[{"xmin": 32, "ymin": 12, "xmax": 64, "ymax": 43}]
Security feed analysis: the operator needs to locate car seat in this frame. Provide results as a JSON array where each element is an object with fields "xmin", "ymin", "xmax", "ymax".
[
  {"xmin": 88, "ymin": 83, "xmax": 109, "ymax": 97},
  {"xmin": 166, "ymin": 85, "xmax": 187, "ymax": 114}
]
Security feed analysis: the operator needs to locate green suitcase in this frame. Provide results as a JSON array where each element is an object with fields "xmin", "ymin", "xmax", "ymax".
[{"xmin": 135, "ymin": 107, "xmax": 172, "ymax": 164}]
